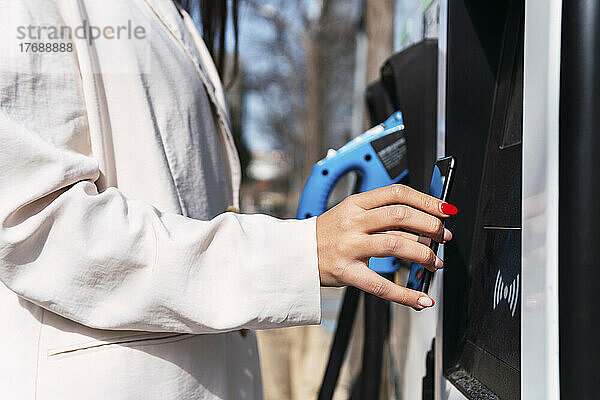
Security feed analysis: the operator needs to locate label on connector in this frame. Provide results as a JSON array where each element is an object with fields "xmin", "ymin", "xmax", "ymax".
[{"xmin": 370, "ymin": 131, "xmax": 408, "ymax": 179}]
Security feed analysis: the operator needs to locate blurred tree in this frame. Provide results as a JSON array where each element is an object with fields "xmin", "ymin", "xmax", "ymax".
[
  {"xmin": 224, "ymin": 57, "xmax": 251, "ymax": 181},
  {"xmin": 365, "ymin": 0, "xmax": 395, "ymax": 84},
  {"xmin": 242, "ymin": 0, "xmax": 361, "ymax": 215}
]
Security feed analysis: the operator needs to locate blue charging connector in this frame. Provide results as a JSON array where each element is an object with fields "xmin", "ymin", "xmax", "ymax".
[{"xmin": 297, "ymin": 111, "xmax": 409, "ymax": 274}]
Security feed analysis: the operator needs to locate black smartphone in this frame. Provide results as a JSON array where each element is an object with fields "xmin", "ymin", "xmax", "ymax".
[{"xmin": 407, "ymin": 156, "xmax": 456, "ymax": 294}]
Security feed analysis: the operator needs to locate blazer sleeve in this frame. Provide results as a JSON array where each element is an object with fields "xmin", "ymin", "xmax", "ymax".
[{"xmin": 0, "ymin": 5, "xmax": 321, "ymax": 334}]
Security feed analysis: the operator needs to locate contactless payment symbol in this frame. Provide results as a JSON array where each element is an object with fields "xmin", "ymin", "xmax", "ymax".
[{"xmin": 493, "ymin": 269, "xmax": 520, "ymax": 317}]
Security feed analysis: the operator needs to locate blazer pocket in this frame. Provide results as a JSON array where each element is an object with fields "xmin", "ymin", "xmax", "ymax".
[{"xmin": 47, "ymin": 332, "xmax": 193, "ymax": 359}]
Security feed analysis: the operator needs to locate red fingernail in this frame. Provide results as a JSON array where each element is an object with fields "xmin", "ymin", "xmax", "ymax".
[
  {"xmin": 440, "ymin": 202, "xmax": 458, "ymax": 215},
  {"xmin": 418, "ymin": 297, "xmax": 434, "ymax": 307}
]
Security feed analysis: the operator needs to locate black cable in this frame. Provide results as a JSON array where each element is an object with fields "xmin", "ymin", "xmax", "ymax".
[
  {"xmin": 357, "ymin": 273, "xmax": 392, "ymax": 399},
  {"xmin": 318, "ymin": 286, "xmax": 361, "ymax": 400}
]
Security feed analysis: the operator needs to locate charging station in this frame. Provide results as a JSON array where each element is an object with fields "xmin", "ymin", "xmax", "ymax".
[
  {"xmin": 301, "ymin": 1, "xmax": 599, "ymax": 398},
  {"xmin": 372, "ymin": 1, "xmax": 599, "ymax": 399}
]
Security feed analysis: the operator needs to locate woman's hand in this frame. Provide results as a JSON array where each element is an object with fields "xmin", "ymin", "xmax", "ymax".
[{"xmin": 316, "ymin": 184, "xmax": 457, "ymax": 310}]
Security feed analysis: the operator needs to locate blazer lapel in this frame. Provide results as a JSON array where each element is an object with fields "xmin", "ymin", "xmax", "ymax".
[
  {"xmin": 142, "ymin": 0, "xmax": 214, "ymax": 90},
  {"xmin": 141, "ymin": 0, "xmax": 241, "ymax": 208},
  {"xmin": 142, "ymin": 0, "xmax": 185, "ymax": 41}
]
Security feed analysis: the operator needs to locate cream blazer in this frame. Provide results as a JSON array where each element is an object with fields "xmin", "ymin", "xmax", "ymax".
[{"xmin": 0, "ymin": 1, "xmax": 321, "ymax": 399}]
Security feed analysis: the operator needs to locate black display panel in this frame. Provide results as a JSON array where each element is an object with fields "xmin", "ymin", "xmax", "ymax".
[
  {"xmin": 381, "ymin": 40, "xmax": 438, "ymax": 193},
  {"xmin": 365, "ymin": 79, "xmax": 395, "ymax": 126},
  {"xmin": 443, "ymin": 0, "xmax": 523, "ymax": 399}
]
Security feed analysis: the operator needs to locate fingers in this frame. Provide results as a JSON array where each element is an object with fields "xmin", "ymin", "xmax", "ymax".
[
  {"xmin": 345, "ymin": 265, "xmax": 434, "ymax": 309},
  {"xmin": 362, "ymin": 234, "xmax": 443, "ymax": 271},
  {"xmin": 362, "ymin": 205, "xmax": 451, "ymax": 243},
  {"xmin": 379, "ymin": 230, "xmax": 432, "ymax": 246},
  {"xmin": 351, "ymin": 184, "xmax": 457, "ymax": 217}
]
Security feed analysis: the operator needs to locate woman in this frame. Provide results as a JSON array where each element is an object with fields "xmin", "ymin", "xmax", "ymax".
[{"xmin": 0, "ymin": 0, "xmax": 456, "ymax": 399}]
